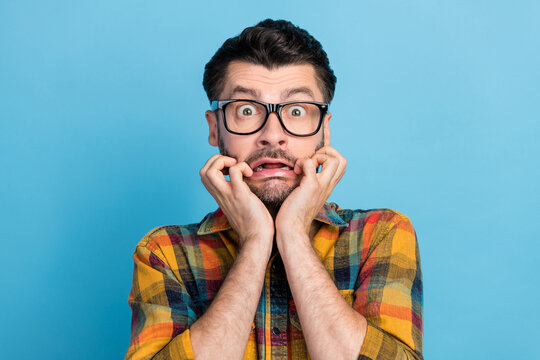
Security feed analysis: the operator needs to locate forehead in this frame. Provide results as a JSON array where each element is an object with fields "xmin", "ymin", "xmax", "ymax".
[{"xmin": 220, "ymin": 61, "xmax": 324, "ymax": 102}]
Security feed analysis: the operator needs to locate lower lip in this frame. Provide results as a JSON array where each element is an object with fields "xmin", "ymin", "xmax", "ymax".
[{"xmin": 250, "ymin": 168, "xmax": 297, "ymax": 179}]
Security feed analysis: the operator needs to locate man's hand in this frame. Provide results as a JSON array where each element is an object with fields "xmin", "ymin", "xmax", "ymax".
[
  {"xmin": 275, "ymin": 146, "xmax": 347, "ymax": 239},
  {"xmin": 200, "ymin": 154, "xmax": 274, "ymax": 249}
]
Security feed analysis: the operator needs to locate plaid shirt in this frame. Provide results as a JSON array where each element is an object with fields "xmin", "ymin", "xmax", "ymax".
[{"xmin": 126, "ymin": 203, "xmax": 423, "ymax": 359}]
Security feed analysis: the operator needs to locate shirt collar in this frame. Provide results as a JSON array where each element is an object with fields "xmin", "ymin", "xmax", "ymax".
[{"xmin": 197, "ymin": 202, "xmax": 349, "ymax": 236}]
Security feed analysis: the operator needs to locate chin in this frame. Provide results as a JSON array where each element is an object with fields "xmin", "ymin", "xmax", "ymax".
[{"xmin": 247, "ymin": 178, "xmax": 298, "ymax": 207}]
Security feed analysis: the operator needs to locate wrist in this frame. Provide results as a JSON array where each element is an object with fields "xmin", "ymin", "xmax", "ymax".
[
  {"xmin": 275, "ymin": 220, "xmax": 309, "ymax": 239},
  {"xmin": 238, "ymin": 233, "xmax": 273, "ymax": 258},
  {"xmin": 276, "ymin": 228, "xmax": 311, "ymax": 255}
]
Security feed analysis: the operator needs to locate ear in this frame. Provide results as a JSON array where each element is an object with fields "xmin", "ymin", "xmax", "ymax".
[
  {"xmin": 205, "ymin": 110, "xmax": 218, "ymax": 147},
  {"xmin": 323, "ymin": 112, "xmax": 332, "ymax": 146}
]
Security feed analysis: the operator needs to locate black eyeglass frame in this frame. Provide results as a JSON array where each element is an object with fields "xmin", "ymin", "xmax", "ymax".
[{"xmin": 210, "ymin": 99, "xmax": 329, "ymax": 136}]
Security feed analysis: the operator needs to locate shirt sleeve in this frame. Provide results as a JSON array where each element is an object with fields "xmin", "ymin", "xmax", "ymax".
[
  {"xmin": 355, "ymin": 212, "xmax": 423, "ymax": 360},
  {"xmin": 125, "ymin": 231, "xmax": 197, "ymax": 360}
]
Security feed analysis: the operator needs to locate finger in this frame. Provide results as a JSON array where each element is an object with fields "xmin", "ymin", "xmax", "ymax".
[
  {"xmin": 208, "ymin": 156, "xmax": 237, "ymax": 173},
  {"xmin": 200, "ymin": 154, "xmax": 225, "ymax": 192},
  {"xmin": 294, "ymin": 158, "xmax": 305, "ymax": 175},
  {"xmin": 312, "ymin": 153, "xmax": 330, "ymax": 167},
  {"xmin": 201, "ymin": 154, "xmax": 236, "ymax": 178},
  {"xmin": 315, "ymin": 145, "xmax": 340, "ymax": 156},
  {"xmin": 213, "ymin": 156, "xmax": 237, "ymax": 176},
  {"xmin": 316, "ymin": 146, "xmax": 345, "ymax": 163},
  {"xmin": 229, "ymin": 162, "xmax": 253, "ymax": 191},
  {"xmin": 300, "ymin": 158, "xmax": 318, "ymax": 182},
  {"xmin": 333, "ymin": 161, "xmax": 347, "ymax": 185},
  {"xmin": 315, "ymin": 151, "xmax": 347, "ymax": 186},
  {"xmin": 321, "ymin": 146, "xmax": 347, "ymax": 179},
  {"xmin": 312, "ymin": 153, "xmax": 335, "ymax": 172},
  {"xmin": 311, "ymin": 156, "xmax": 337, "ymax": 187},
  {"xmin": 200, "ymin": 154, "xmax": 223, "ymax": 177},
  {"xmin": 335, "ymin": 155, "xmax": 347, "ymax": 179},
  {"xmin": 296, "ymin": 153, "xmax": 330, "ymax": 175},
  {"xmin": 206, "ymin": 156, "xmax": 237, "ymax": 191},
  {"xmin": 315, "ymin": 146, "xmax": 346, "ymax": 171},
  {"xmin": 240, "ymin": 162, "xmax": 254, "ymax": 178}
]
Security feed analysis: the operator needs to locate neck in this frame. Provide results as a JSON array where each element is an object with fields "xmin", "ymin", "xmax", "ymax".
[{"xmin": 266, "ymin": 204, "xmax": 280, "ymax": 219}]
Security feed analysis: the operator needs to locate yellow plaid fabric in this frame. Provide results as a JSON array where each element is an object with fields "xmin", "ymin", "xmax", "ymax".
[{"xmin": 126, "ymin": 203, "xmax": 423, "ymax": 359}]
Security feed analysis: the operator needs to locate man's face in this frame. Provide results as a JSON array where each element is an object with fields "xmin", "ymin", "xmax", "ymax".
[{"xmin": 205, "ymin": 61, "xmax": 331, "ymax": 207}]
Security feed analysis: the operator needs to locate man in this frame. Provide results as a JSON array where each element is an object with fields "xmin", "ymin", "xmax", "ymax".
[{"xmin": 126, "ymin": 19, "xmax": 422, "ymax": 360}]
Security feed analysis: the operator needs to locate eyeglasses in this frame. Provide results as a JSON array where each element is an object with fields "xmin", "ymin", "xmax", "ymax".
[{"xmin": 210, "ymin": 99, "xmax": 328, "ymax": 136}]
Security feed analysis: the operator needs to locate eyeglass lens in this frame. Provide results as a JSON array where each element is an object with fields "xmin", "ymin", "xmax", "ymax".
[{"xmin": 224, "ymin": 101, "xmax": 321, "ymax": 135}]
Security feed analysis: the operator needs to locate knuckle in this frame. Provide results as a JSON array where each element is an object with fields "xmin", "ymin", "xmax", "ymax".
[
  {"xmin": 206, "ymin": 170, "xmax": 220, "ymax": 184},
  {"xmin": 238, "ymin": 162, "xmax": 248, "ymax": 171}
]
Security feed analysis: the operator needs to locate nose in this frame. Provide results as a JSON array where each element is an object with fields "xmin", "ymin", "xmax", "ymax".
[{"xmin": 257, "ymin": 112, "xmax": 288, "ymax": 148}]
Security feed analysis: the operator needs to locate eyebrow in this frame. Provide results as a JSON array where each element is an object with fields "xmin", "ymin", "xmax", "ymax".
[
  {"xmin": 282, "ymin": 87, "xmax": 315, "ymax": 101},
  {"xmin": 229, "ymin": 86, "xmax": 259, "ymax": 99}
]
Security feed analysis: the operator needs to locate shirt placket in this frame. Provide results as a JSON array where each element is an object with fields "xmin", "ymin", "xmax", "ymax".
[{"xmin": 267, "ymin": 253, "xmax": 289, "ymax": 359}]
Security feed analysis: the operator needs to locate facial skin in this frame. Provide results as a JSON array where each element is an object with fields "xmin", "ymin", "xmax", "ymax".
[{"xmin": 205, "ymin": 61, "xmax": 331, "ymax": 209}]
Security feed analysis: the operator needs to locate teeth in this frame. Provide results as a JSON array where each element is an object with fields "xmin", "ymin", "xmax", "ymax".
[
  {"xmin": 253, "ymin": 164, "xmax": 293, "ymax": 172},
  {"xmin": 253, "ymin": 164, "xmax": 292, "ymax": 172}
]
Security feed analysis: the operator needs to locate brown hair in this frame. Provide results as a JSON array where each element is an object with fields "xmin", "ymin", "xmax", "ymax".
[{"xmin": 203, "ymin": 19, "xmax": 336, "ymax": 103}]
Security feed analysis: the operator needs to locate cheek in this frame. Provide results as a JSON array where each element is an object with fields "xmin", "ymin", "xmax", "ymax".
[
  {"xmin": 289, "ymin": 137, "xmax": 323, "ymax": 157},
  {"xmin": 220, "ymin": 135, "xmax": 256, "ymax": 160}
]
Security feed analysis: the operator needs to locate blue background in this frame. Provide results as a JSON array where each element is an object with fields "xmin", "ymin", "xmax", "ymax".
[{"xmin": 1, "ymin": 1, "xmax": 539, "ymax": 359}]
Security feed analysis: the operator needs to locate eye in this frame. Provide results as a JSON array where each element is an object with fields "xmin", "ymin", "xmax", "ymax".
[
  {"xmin": 237, "ymin": 104, "xmax": 257, "ymax": 117},
  {"xmin": 288, "ymin": 105, "xmax": 306, "ymax": 117}
]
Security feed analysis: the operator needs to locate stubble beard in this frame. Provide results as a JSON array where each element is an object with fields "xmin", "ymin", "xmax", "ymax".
[{"xmin": 218, "ymin": 127, "xmax": 324, "ymax": 212}]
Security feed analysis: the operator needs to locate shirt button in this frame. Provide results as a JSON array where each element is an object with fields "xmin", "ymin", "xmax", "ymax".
[{"xmin": 272, "ymin": 327, "xmax": 280, "ymax": 335}]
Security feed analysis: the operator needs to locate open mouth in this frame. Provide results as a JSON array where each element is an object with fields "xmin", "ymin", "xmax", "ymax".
[
  {"xmin": 253, "ymin": 162, "xmax": 293, "ymax": 172},
  {"xmin": 249, "ymin": 158, "xmax": 296, "ymax": 177}
]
